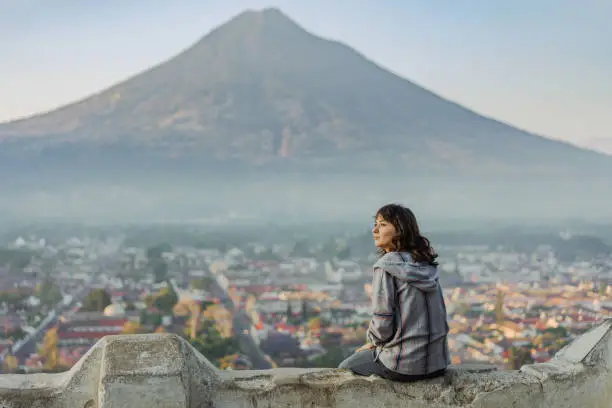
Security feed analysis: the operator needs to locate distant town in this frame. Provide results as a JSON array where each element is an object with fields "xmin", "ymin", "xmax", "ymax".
[{"xmin": 0, "ymin": 224, "xmax": 610, "ymax": 373}]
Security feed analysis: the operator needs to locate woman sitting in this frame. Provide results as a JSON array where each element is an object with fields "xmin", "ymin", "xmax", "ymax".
[{"xmin": 338, "ymin": 203, "xmax": 450, "ymax": 382}]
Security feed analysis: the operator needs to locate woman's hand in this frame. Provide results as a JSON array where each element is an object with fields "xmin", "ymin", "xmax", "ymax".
[{"xmin": 355, "ymin": 343, "xmax": 376, "ymax": 352}]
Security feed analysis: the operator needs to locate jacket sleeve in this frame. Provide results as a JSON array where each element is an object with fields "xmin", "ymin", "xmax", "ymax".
[{"xmin": 366, "ymin": 268, "xmax": 396, "ymax": 346}]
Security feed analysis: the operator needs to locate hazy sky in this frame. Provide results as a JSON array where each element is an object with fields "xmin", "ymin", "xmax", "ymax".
[{"xmin": 1, "ymin": 0, "xmax": 610, "ymax": 149}]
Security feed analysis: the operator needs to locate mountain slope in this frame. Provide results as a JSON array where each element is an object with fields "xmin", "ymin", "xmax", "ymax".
[{"xmin": 0, "ymin": 8, "xmax": 609, "ymax": 176}]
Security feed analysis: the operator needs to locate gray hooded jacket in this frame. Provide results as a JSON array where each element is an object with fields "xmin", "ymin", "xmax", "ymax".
[{"xmin": 367, "ymin": 252, "xmax": 450, "ymax": 375}]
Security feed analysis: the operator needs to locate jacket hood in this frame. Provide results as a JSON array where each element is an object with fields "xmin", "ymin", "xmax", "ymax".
[{"xmin": 373, "ymin": 252, "xmax": 440, "ymax": 292}]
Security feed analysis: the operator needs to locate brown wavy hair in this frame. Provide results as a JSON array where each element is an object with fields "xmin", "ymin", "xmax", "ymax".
[{"xmin": 375, "ymin": 204, "xmax": 438, "ymax": 266}]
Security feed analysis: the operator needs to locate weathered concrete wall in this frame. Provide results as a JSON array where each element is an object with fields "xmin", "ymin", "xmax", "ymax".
[{"xmin": 0, "ymin": 319, "xmax": 610, "ymax": 408}]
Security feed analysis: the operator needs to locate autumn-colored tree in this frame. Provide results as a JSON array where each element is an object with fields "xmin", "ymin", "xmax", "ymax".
[
  {"xmin": 41, "ymin": 327, "xmax": 59, "ymax": 371},
  {"xmin": 202, "ymin": 304, "xmax": 221, "ymax": 318},
  {"xmin": 2, "ymin": 354, "xmax": 18, "ymax": 373},
  {"xmin": 308, "ymin": 317, "xmax": 322, "ymax": 332},
  {"xmin": 244, "ymin": 294, "xmax": 256, "ymax": 313},
  {"xmin": 121, "ymin": 321, "xmax": 142, "ymax": 335},
  {"xmin": 202, "ymin": 304, "xmax": 233, "ymax": 338},
  {"xmin": 218, "ymin": 354, "xmax": 239, "ymax": 370},
  {"xmin": 228, "ymin": 287, "xmax": 242, "ymax": 309},
  {"xmin": 189, "ymin": 321, "xmax": 239, "ymax": 367},
  {"xmin": 174, "ymin": 300, "xmax": 202, "ymax": 340},
  {"xmin": 533, "ymin": 335, "xmax": 544, "ymax": 348}
]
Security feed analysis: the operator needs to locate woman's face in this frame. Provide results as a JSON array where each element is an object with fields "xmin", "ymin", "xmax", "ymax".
[{"xmin": 372, "ymin": 215, "xmax": 397, "ymax": 252}]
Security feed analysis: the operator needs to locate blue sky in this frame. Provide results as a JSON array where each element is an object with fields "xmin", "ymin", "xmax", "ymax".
[{"xmin": 1, "ymin": 0, "xmax": 610, "ymax": 149}]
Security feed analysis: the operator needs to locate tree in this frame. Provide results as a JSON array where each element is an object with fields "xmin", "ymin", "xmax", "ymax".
[
  {"xmin": 508, "ymin": 346, "xmax": 533, "ymax": 370},
  {"xmin": 253, "ymin": 248, "xmax": 281, "ymax": 261},
  {"xmin": 599, "ymin": 283, "xmax": 608, "ymax": 297},
  {"xmin": 144, "ymin": 295, "xmax": 155, "ymax": 309},
  {"xmin": 218, "ymin": 354, "xmax": 239, "ymax": 370},
  {"xmin": 544, "ymin": 327, "xmax": 568, "ymax": 338},
  {"xmin": 81, "ymin": 289, "xmax": 112, "ymax": 312},
  {"xmin": 494, "ymin": 290, "xmax": 505, "ymax": 324},
  {"xmin": 286, "ymin": 301, "xmax": 293, "ymax": 323},
  {"xmin": 202, "ymin": 305, "xmax": 232, "ymax": 335},
  {"xmin": 146, "ymin": 243, "xmax": 171, "ymax": 283},
  {"xmin": 36, "ymin": 279, "xmax": 63, "ymax": 306},
  {"xmin": 191, "ymin": 277, "xmax": 214, "ymax": 291},
  {"xmin": 0, "ymin": 249, "xmax": 33, "ymax": 271},
  {"xmin": 152, "ymin": 260, "xmax": 169, "ymax": 283},
  {"xmin": 308, "ymin": 317, "xmax": 322, "ymax": 332},
  {"xmin": 40, "ymin": 327, "xmax": 59, "ymax": 371},
  {"xmin": 121, "ymin": 321, "xmax": 142, "ymax": 335},
  {"xmin": 533, "ymin": 335, "xmax": 545, "ymax": 348},
  {"xmin": 290, "ymin": 240, "xmax": 310, "ymax": 258},
  {"xmin": 2, "ymin": 354, "xmax": 18, "ymax": 373},
  {"xmin": 189, "ymin": 321, "xmax": 239, "ymax": 367},
  {"xmin": 141, "ymin": 309, "xmax": 163, "ymax": 327},
  {"xmin": 5, "ymin": 327, "xmax": 26, "ymax": 341},
  {"xmin": 301, "ymin": 299, "xmax": 310, "ymax": 322},
  {"xmin": 146, "ymin": 243, "xmax": 172, "ymax": 260},
  {"xmin": 153, "ymin": 286, "xmax": 179, "ymax": 314},
  {"xmin": 245, "ymin": 295, "xmax": 257, "ymax": 313}
]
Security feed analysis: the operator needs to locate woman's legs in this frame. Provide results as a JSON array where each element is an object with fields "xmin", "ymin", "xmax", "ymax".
[
  {"xmin": 338, "ymin": 350, "xmax": 447, "ymax": 382},
  {"xmin": 338, "ymin": 350, "xmax": 389, "ymax": 377}
]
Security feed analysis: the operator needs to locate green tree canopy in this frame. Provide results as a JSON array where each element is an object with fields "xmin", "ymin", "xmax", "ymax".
[
  {"xmin": 0, "ymin": 249, "xmax": 33, "ymax": 270},
  {"xmin": 191, "ymin": 277, "xmax": 214, "ymax": 291},
  {"xmin": 36, "ymin": 279, "xmax": 63, "ymax": 306},
  {"xmin": 189, "ymin": 321, "xmax": 239, "ymax": 367},
  {"xmin": 508, "ymin": 346, "xmax": 533, "ymax": 370},
  {"xmin": 153, "ymin": 285, "xmax": 179, "ymax": 314},
  {"xmin": 81, "ymin": 289, "xmax": 112, "ymax": 312},
  {"xmin": 152, "ymin": 260, "xmax": 169, "ymax": 283},
  {"xmin": 146, "ymin": 243, "xmax": 172, "ymax": 260}
]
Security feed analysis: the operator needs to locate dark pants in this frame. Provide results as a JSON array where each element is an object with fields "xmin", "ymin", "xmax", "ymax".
[{"xmin": 338, "ymin": 350, "xmax": 446, "ymax": 382}]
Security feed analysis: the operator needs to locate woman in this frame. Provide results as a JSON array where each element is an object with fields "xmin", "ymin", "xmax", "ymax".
[{"xmin": 338, "ymin": 203, "xmax": 450, "ymax": 381}]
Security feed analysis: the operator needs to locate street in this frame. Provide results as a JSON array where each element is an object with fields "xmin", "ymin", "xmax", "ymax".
[{"xmin": 208, "ymin": 276, "xmax": 272, "ymax": 369}]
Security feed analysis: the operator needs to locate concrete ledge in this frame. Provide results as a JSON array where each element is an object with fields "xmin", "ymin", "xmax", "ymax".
[
  {"xmin": 0, "ymin": 320, "xmax": 610, "ymax": 407},
  {"xmin": 0, "ymin": 334, "xmax": 221, "ymax": 408}
]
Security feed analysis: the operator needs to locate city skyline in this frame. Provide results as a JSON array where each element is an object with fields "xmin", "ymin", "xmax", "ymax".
[{"xmin": 1, "ymin": 0, "xmax": 610, "ymax": 151}]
